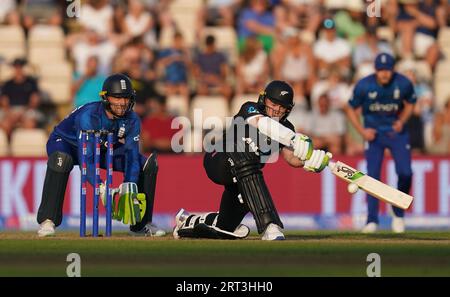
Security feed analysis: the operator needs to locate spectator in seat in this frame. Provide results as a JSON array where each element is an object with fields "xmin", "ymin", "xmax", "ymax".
[
  {"xmin": 272, "ymin": 26, "xmax": 315, "ymax": 102},
  {"xmin": 126, "ymin": 59, "xmax": 160, "ymax": 118},
  {"xmin": 141, "ymin": 95, "xmax": 182, "ymax": 154},
  {"xmin": 308, "ymin": 93, "xmax": 346, "ymax": 155},
  {"xmin": 0, "ymin": 58, "xmax": 43, "ymax": 137},
  {"xmin": 70, "ymin": 30, "xmax": 118, "ymax": 76},
  {"xmin": 157, "ymin": 32, "xmax": 190, "ymax": 99},
  {"xmin": 313, "ymin": 18, "xmax": 351, "ymax": 80},
  {"xmin": 194, "ymin": 35, "xmax": 232, "ymax": 99},
  {"xmin": 311, "ymin": 67, "xmax": 352, "ymax": 111},
  {"xmin": 72, "ymin": 56, "xmax": 106, "ymax": 107},
  {"xmin": 0, "ymin": 0, "xmax": 19, "ymax": 25},
  {"xmin": 429, "ymin": 99, "xmax": 450, "ymax": 155},
  {"xmin": 78, "ymin": 0, "xmax": 113, "ymax": 38},
  {"xmin": 237, "ymin": 0, "xmax": 276, "ymax": 53},
  {"xmin": 352, "ymin": 27, "xmax": 394, "ymax": 72},
  {"xmin": 235, "ymin": 36, "xmax": 269, "ymax": 95},
  {"xmin": 394, "ymin": 0, "xmax": 445, "ymax": 69},
  {"xmin": 22, "ymin": 0, "xmax": 63, "ymax": 29},
  {"xmin": 198, "ymin": 0, "xmax": 241, "ymax": 28},
  {"xmin": 125, "ymin": 0, "xmax": 157, "ymax": 49}
]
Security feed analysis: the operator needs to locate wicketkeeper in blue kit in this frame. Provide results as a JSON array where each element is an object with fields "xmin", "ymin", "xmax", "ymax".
[
  {"xmin": 36, "ymin": 74, "xmax": 165, "ymax": 237},
  {"xmin": 345, "ymin": 53, "xmax": 416, "ymax": 233}
]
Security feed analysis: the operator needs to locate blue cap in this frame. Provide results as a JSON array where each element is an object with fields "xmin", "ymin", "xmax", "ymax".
[
  {"xmin": 374, "ymin": 53, "xmax": 395, "ymax": 71},
  {"xmin": 322, "ymin": 18, "xmax": 335, "ymax": 29}
]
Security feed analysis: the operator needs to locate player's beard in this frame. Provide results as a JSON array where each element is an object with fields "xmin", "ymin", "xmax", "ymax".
[{"xmin": 110, "ymin": 103, "xmax": 128, "ymax": 117}]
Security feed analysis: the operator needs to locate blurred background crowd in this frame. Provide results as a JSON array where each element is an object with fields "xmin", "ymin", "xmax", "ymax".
[{"xmin": 0, "ymin": 0, "xmax": 449, "ymax": 156}]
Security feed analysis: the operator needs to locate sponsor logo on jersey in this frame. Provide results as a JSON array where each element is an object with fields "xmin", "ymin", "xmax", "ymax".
[
  {"xmin": 368, "ymin": 91, "xmax": 377, "ymax": 99},
  {"xmin": 133, "ymin": 135, "xmax": 140, "ymax": 142},
  {"xmin": 247, "ymin": 106, "xmax": 258, "ymax": 114},
  {"xmin": 369, "ymin": 103, "xmax": 399, "ymax": 112},
  {"xmin": 394, "ymin": 87, "xmax": 400, "ymax": 100}
]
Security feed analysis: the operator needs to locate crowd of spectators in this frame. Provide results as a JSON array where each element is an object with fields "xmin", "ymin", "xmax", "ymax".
[{"xmin": 0, "ymin": 0, "xmax": 449, "ymax": 156}]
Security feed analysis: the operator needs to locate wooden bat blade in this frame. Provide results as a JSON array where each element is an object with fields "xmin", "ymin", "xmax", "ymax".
[{"xmin": 328, "ymin": 161, "xmax": 413, "ymax": 210}]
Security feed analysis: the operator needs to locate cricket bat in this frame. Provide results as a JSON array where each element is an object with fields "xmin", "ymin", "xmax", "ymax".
[{"xmin": 328, "ymin": 160, "xmax": 413, "ymax": 210}]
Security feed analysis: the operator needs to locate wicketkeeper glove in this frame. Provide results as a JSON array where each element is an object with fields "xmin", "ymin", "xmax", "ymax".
[
  {"xmin": 292, "ymin": 133, "xmax": 313, "ymax": 161},
  {"xmin": 100, "ymin": 182, "xmax": 146, "ymax": 225},
  {"xmin": 303, "ymin": 151, "xmax": 332, "ymax": 173}
]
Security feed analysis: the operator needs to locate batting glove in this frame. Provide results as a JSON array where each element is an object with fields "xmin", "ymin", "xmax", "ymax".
[
  {"xmin": 292, "ymin": 133, "xmax": 313, "ymax": 161},
  {"xmin": 304, "ymin": 151, "xmax": 332, "ymax": 173}
]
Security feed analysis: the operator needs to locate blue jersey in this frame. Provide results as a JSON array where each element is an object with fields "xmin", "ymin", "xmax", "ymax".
[
  {"xmin": 51, "ymin": 102, "xmax": 141, "ymax": 183},
  {"xmin": 348, "ymin": 72, "xmax": 416, "ymax": 132}
]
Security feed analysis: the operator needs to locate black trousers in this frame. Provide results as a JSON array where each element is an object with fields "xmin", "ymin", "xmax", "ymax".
[{"xmin": 203, "ymin": 152, "xmax": 249, "ymax": 232}]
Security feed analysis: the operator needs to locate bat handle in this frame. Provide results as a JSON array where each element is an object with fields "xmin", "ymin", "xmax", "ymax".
[
  {"xmin": 326, "ymin": 152, "xmax": 335, "ymax": 169},
  {"xmin": 328, "ymin": 160, "xmax": 336, "ymax": 169}
]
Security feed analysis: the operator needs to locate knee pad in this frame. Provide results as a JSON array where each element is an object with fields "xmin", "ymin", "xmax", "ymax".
[{"xmin": 48, "ymin": 151, "xmax": 74, "ymax": 172}]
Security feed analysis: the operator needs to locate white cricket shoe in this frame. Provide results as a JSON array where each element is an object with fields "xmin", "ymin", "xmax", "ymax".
[
  {"xmin": 388, "ymin": 205, "xmax": 406, "ymax": 233},
  {"xmin": 173, "ymin": 208, "xmax": 190, "ymax": 239},
  {"xmin": 37, "ymin": 219, "xmax": 55, "ymax": 237},
  {"xmin": 130, "ymin": 222, "xmax": 166, "ymax": 237},
  {"xmin": 361, "ymin": 222, "xmax": 378, "ymax": 234},
  {"xmin": 391, "ymin": 217, "xmax": 405, "ymax": 233},
  {"xmin": 262, "ymin": 223, "xmax": 285, "ymax": 240}
]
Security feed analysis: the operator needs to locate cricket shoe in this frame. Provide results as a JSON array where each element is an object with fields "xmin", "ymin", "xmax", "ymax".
[
  {"xmin": 129, "ymin": 222, "xmax": 166, "ymax": 237},
  {"xmin": 391, "ymin": 217, "xmax": 405, "ymax": 233},
  {"xmin": 37, "ymin": 219, "xmax": 55, "ymax": 237},
  {"xmin": 361, "ymin": 222, "xmax": 378, "ymax": 234},
  {"xmin": 173, "ymin": 208, "xmax": 190, "ymax": 239},
  {"xmin": 388, "ymin": 205, "xmax": 405, "ymax": 233},
  {"xmin": 262, "ymin": 223, "xmax": 285, "ymax": 241}
]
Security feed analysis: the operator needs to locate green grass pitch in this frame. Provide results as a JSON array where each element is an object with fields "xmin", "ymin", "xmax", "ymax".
[{"xmin": 0, "ymin": 231, "xmax": 449, "ymax": 277}]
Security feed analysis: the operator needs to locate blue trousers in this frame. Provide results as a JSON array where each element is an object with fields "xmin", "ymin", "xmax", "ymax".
[{"xmin": 365, "ymin": 131, "xmax": 413, "ymax": 224}]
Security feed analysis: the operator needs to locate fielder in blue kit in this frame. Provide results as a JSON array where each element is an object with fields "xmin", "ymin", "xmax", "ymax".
[
  {"xmin": 37, "ymin": 74, "xmax": 165, "ymax": 237},
  {"xmin": 345, "ymin": 53, "xmax": 416, "ymax": 233}
]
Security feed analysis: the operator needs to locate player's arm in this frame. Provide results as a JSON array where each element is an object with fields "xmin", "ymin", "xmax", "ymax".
[
  {"xmin": 344, "ymin": 83, "xmax": 376, "ymax": 141},
  {"xmin": 343, "ymin": 105, "xmax": 365, "ymax": 135},
  {"xmin": 249, "ymin": 115, "xmax": 330, "ymax": 172},
  {"xmin": 123, "ymin": 119, "xmax": 141, "ymax": 184},
  {"xmin": 248, "ymin": 115, "xmax": 313, "ymax": 161},
  {"xmin": 281, "ymin": 147, "xmax": 304, "ymax": 168},
  {"xmin": 392, "ymin": 102, "xmax": 414, "ymax": 132},
  {"xmin": 393, "ymin": 79, "xmax": 417, "ymax": 132}
]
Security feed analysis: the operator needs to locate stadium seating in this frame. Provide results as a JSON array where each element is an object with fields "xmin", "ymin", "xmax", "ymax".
[
  {"xmin": 0, "ymin": 25, "xmax": 26, "ymax": 62},
  {"xmin": 0, "ymin": 130, "xmax": 9, "ymax": 156},
  {"xmin": 190, "ymin": 95, "xmax": 229, "ymax": 130},
  {"xmin": 37, "ymin": 62, "xmax": 72, "ymax": 81},
  {"xmin": 28, "ymin": 46, "xmax": 66, "ymax": 66},
  {"xmin": 230, "ymin": 94, "xmax": 258, "ymax": 115},
  {"xmin": 10, "ymin": 128, "xmax": 47, "ymax": 157},
  {"xmin": 28, "ymin": 25, "xmax": 65, "ymax": 47},
  {"xmin": 39, "ymin": 79, "xmax": 72, "ymax": 104},
  {"xmin": 167, "ymin": 95, "xmax": 189, "ymax": 117},
  {"xmin": 434, "ymin": 80, "xmax": 450, "ymax": 110}
]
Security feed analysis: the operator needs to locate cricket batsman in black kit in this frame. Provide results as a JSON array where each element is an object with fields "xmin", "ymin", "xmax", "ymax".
[{"xmin": 173, "ymin": 81, "xmax": 332, "ymax": 240}]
